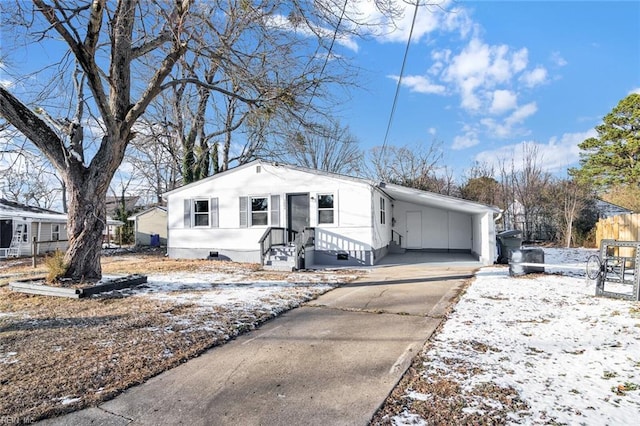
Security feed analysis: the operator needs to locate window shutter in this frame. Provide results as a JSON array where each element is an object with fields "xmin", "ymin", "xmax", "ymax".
[
  {"xmin": 184, "ymin": 199, "xmax": 191, "ymax": 228},
  {"xmin": 239, "ymin": 196, "xmax": 248, "ymax": 228},
  {"xmin": 211, "ymin": 197, "xmax": 219, "ymax": 228},
  {"xmin": 270, "ymin": 195, "xmax": 280, "ymax": 227}
]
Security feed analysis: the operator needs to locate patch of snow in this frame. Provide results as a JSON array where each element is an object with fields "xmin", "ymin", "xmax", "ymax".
[
  {"xmin": 56, "ymin": 396, "xmax": 81, "ymax": 405},
  {"xmin": 0, "ymin": 351, "xmax": 18, "ymax": 364},
  {"xmin": 392, "ymin": 411, "xmax": 428, "ymax": 426},
  {"xmin": 396, "ymin": 247, "xmax": 640, "ymax": 425}
]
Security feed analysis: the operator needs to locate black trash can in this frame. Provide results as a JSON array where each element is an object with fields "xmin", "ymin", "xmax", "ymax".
[{"xmin": 496, "ymin": 230, "xmax": 522, "ymax": 264}]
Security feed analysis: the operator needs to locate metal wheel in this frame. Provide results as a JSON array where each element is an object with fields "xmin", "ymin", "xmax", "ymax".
[{"xmin": 586, "ymin": 254, "xmax": 603, "ymax": 280}]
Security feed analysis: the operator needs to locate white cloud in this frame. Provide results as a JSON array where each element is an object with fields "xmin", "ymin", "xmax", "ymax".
[
  {"xmin": 395, "ymin": 74, "xmax": 446, "ymax": 95},
  {"xmin": 489, "ymin": 90, "xmax": 517, "ymax": 115},
  {"xmin": 481, "ymin": 102, "xmax": 537, "ymax": 138},
  {"xmin": 520, "ymin": 66, "xmax": 548, "ymax": 88},
  {"xmin": 452, "ymin": 124, "xmax": 480, "ymax": 150},
  {"xmin": 362, "ymin": 0, "xmax": 471, "ymax": 43},
  {"xmin": 439, "ymin": 38, "xmax": 531, "ymax": 112},
  {"xmin": 452, "ymin": 133, "xmax": 479, "ymax": 150},
  {"xmin": 630, "ymin": 87, "xmax": 640, "ymax": 95},
  {"xmin": 473, "ymin": 129, "xmax": 597, "ymax": 173},
  {"xmin": 550, "ymin": 51, "xmax": 568, "ymax": 67},
  {"xmin": 266, "ymin": 13, "xmax": 359, "ymax": 52}
]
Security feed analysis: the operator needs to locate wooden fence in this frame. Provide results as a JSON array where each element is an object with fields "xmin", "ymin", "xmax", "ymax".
[{"xmin": 595, "ymin": 213, "xmax": 640, "ymax": 257}]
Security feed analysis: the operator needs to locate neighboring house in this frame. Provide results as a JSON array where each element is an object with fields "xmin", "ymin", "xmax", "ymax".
[
  {"xmin": 594, "ymin": 199, "xmax": 633, "ymax": 219},
  {"xmin": 0, "ymin": 199, "xmax": 68, "ymax": 258},
  {"xmin": 0, "ymin": 198, "xmax": 122, "ymax": 258},
  {"xmin": 128, "ymin": 206, "xmax": 167, "ymax": 246},
  {"xmin": 164, "ymin": 161, "xmax": 501, "ymax": 268}
]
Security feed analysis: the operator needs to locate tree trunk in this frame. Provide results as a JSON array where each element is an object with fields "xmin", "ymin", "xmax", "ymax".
[{"xmin": 63, "ymin": 166, "xmax": 111, "ymax": 282}]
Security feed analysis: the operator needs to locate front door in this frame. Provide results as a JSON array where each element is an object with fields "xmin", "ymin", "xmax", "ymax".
[
  {"xmin": 406, "ymin": 211, "xmax": 422, "ymax": 249},
  {"xmin": 287, "ymin": 194, "xmax": 310, "ymax": 243}
]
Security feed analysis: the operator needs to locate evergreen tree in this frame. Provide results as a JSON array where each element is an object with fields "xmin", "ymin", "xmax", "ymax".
[{"xmin": 570, "ymin": 93, "xmax": 640, "ymax": 189}]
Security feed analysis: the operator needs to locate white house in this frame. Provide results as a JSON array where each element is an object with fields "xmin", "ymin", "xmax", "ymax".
[
  {"xmin": 0, "ymin": 199, "xmax": 69, "ymax": 258},
  {"xmin": 128, "ymin": 206, "xmax": 168, "ymax": 246},
  {"xmin": 0, "ymin": 199, "xmax": 123, "ymax": 258},
  {"xmin": 164, "ymin": 161, "xmax": 501, "ymax": 268}
]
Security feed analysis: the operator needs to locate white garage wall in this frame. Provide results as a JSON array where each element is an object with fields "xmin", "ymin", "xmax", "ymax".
[{"xmin": 393, "ymin": 200, "xmax": 472, "ymax": 251}]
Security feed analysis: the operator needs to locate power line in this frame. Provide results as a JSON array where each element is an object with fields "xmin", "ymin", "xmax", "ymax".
[{"xmin": 379, "ymin": 2, "xmax": 420, "ymax": 161}]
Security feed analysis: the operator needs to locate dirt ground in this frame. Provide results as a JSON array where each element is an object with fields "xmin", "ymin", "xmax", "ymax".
[{"xmin": 0, "ymin": 250, "xmax": 358, "ymax": 423}]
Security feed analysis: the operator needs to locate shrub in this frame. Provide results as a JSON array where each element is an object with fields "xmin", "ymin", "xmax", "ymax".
[{"xmin": 44, "ymin": 250, "xmax": 68, "ymax": 283}]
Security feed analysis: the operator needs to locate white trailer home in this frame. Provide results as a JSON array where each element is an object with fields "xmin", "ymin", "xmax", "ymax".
[
  {"xmin": 164, "ymin": 161, "xmax": 501, "ymax": 269},
  {"xmin": 0, "ymin": 199, "xmax": 69, "ymax": 258},
  {"xmin": 0, "ymin": 198, "xmax": 124, "ymax": 259}
]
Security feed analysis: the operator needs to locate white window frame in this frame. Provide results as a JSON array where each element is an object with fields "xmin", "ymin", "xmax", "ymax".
[
  {"xmin": 380, "ymin": 197, "xmax": 386, "ymax": 225},
  {"xmin": 250, "ymin": 196, "xmax": 269, "ymax": 226},
  {"xmin": 192, "ymin": 199, "xmax": 210, "ymax": 227},
  {"xmin": 52, "ymin": 224, "xmax": 60, "ymax": 241},
  {"xmin": 317, "ymin": 193, "xmax": 335, "ymax": 225}
]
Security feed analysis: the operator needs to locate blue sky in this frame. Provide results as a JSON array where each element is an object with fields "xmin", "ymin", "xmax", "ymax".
[
  {"xmin": 1, "ymin": 0, "xmax": 638, "ymax": 187},
  {"xmin": 341, "ymin": 0, "xmax": 640, "ymax": 177}
]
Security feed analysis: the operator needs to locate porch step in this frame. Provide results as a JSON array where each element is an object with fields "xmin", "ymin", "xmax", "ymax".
[
  {"xmin": 263, "ymin": 244, "xmax": 297, "ymax": 271},
  {"xmin": 389, "ymin": 240, "xmax": 406, "ymax": 254}
]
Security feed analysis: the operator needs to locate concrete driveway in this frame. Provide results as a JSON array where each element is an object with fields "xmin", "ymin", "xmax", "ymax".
[{"xmin": 39, "ymin": 256, "xmax": 480, "ymax": 426}]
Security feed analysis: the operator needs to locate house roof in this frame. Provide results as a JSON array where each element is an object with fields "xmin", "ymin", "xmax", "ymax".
[
  {"xmin": 163, "ymin": 159, "xmax": 501, "ymax": 215},
  {"xmin": 0, "ymin": 198, "xmax": 124, "ymax": 226},
  {"xmin": 127, "ymin": 206, "xmax": 167, "ymax": 221},
  {"xmin": 0, "ymin": 198, "xmax": 68, "ymax": 222},
  {"xmin": 378, "ymin": 183, "xmax": 502, "ymax": 215}
]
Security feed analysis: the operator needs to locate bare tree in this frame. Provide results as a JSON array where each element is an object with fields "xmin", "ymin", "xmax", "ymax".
[
  {"xmin": 554, "ymin": 178, "xmax": 590, "ymax": 247},
  {"xmin": 1, "ymin": 125, "xmax": 65, "ymax": 210},
  {"xmin": 459, "ymin": 162, "xmax": 501, "ymax": 206},
  {"xmin": 367, "ymin": 141, "xmax": 445, "ymax": 192},
  {"xmin": 264, "ymin": 119, "xmax": 363, "ymax": 175},
  {"xmin": 499, "ymin": 143, "xmax": 553, "ymax": 240},
  {"xmin": 0, "ymin": 0, "xmax": 399, "ymax": 281}
]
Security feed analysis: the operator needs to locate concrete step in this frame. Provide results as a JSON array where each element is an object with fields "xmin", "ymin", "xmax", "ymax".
[
  {"xmin": 388, "ymin": 241, "xmax": 406, "ymax": 254},
  {"xmin": 263, "ymin": 258, "xmax": 296, "ymax": 271}
]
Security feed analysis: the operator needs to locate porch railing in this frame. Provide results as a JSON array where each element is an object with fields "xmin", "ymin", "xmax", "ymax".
[
  {"xmin": 259, "ymin": 227, "xmax": 287, "ymax": 265},
  {"xmin": 294, "ymin": 227, "xmax": 315, "ymax": 269},
  {"xmin": 391, "ymin": 229, "xmax": 403, "ymax": 247},
  {"xmin": 259, "ymin": 226, "xmax": 315, "ymax": 268}
]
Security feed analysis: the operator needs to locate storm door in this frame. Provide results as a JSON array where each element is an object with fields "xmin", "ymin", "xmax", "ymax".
[{"xmin": 287, "ymin": 193, "xmax": 310, "ymax": 243}]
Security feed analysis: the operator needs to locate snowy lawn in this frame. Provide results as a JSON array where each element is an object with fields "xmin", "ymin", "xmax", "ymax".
[
  {"xmin": 374, "ymin": 247, "xmax": 640, "ymax": 425},
  {"xmin": 0, "ymin": 255, "xmax": 361, "ymax": 422}
]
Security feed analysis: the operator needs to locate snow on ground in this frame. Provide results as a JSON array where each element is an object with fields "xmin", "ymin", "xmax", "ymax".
[
  {"xmin": 108, "ymin": 269, "xmax": 357, "ymax": 318},
  {"xmin": 394, "ymin": 247, "xmax": 640, "ymax": 425}
]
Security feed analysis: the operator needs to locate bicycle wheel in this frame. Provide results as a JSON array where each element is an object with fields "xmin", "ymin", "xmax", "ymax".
[{"xmin": 586, "ymin": 254, "xmax": 603, "ymax": 280}]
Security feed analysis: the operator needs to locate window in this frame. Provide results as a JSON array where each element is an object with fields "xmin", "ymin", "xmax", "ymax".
[
  {"xmin": 251, "ymin": 197, "xmax": 268, "ymax": 226},
  {"xmin": 193, "ymin": 199, "xmax": 210, "ymax": 227},
  {"xmin": 52, "ymin": 224, "xmax": 60, "ymax": 241},
  {"xmin": 380, "ymin": 197, "xmax": 386, "ymax": 225},
  {"xmin": 318, "ymin": 194, "xmax": 334, "ymax": 224}
]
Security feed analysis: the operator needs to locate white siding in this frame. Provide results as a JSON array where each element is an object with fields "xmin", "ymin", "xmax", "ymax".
[
  {"xmin": 393, "ymin": 200, "xmax": 473, "ymax": 251},
  {"xmin": 166, "ymin": 163, "xmax": 377, "ymax": 260},
  {"xmin": 134, "ymin": 208, "xmax": 168, "ymax": 245}
]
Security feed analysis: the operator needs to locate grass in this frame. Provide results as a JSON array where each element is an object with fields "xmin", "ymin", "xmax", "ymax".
[
  {"xmin": 0, "ymin": 250, "xmax": 358, "ymax": 422},
  {"xmin": 370, "ymin": 351, "xmax": 529, "ymax": 425}
]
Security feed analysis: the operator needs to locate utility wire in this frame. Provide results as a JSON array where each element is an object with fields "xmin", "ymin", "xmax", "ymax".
[
  {"xmin": 303, "ymin": 0, "xmax": 348, "ymax": 121},
  {"xmin": 379, "ymin": 2, "xmax": 420, "ymax": 161}
]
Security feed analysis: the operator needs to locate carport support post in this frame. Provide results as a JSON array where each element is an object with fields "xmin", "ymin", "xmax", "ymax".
[{"xmin": 32, "ymin": 236, "xmax": 37, "ymax": 268}]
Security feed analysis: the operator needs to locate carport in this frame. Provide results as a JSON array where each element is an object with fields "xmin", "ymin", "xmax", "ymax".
[{"xmin": 379, "ymin": 183, "xmax": 502, "ymax": 265}]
